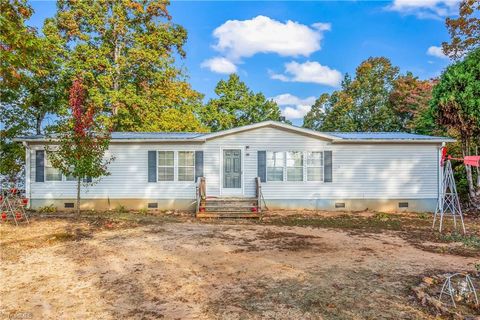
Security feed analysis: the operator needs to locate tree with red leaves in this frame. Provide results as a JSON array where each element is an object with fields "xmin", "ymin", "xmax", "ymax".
[{"xmin": 48, "ymin": 77, "xmax": 113, "ymax": 214}]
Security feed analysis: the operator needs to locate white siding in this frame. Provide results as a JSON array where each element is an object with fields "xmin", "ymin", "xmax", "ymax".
[
  {"xmin": 29, "ymin": 143, "xmax": 203, "ymax": 200},
  {"xmin": 203, "ymin": 127, "xmax": 440, "ymax": 199},
  {"xmin": 28, "ymin": 126, "xmax": 440, "ymax": 201}
]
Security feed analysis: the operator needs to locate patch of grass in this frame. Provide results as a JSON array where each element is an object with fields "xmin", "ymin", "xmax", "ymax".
[
  {"xmin": 138, "ymin": 208, "xmax": 148, "ymax": 215},
  {"xmin": 417, "ymin": 212, "xmax": 429, "ymax": 220},
  {"xmin": 38, "ymin": 204, "xmax": 57, "ymax": 213},
  {"xmin": 115, "ymin": 205, "xmax": 128, "ymax": 213},
  {"xmin": 440, "ymin": 232, "xmax": 480, "ymax": 249},
  {"xmin": 374, "ymin": 212, "xmax": 391, "ymax": 221}
]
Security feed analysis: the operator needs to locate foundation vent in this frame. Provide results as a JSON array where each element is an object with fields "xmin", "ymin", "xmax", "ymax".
[
  {"xmin": 64, "ymin": 202, "xmax": 74, "ymax": 208},
  {"xmin": 335, "ymin": 202, "xmax": 346, "ymax": 208},
  {"xmin": 398, "ymin": 202, "xmax": 409, "ymax": 208},
  {"xmin": 148, "ymin": 202, "xmax": 158, "ymax": 209}
]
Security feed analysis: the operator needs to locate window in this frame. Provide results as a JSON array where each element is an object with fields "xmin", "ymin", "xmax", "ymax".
[
  {"xmin": 267, "ymin": 151, "xmax": 284, "ymax": 181},
  {"xmin": 65, "ymin": 175, "xmax": 76, "ymax": 181},
  {"xmin": 65, "ymin": 166, "xmax": 76, "ymax": 181},
  {"xmin": 158, "ymin": 151, "xmax": 174, "ymax": 181},
  {"xmin": 287, "ymin": 152, "xmax": 303, "ymax": 181},
  {"xmin": 307, "ymin": 152, "xmax": 323, "ymax": 181},
  {"xmin": 45, "ymin": 155, "xmax": 62, "ymax": 181},
  {"xmin": 178, "ymin": 151, "xmax": 195, "ymax": 181}
]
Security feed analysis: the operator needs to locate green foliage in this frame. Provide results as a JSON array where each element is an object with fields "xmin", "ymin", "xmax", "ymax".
[
  {"xmin": 430, "ymin": 48, "xmax": 480, "ymax": 200},
  {"xmin": 389, "ymin": 73, "xmax": 437, "ymax": 133},
  {"xmin": 440, "ymin": 232, "xmax": 480, "ymax": 249},
  {"xmin": 200, "ymin": 74, "xmax": 282, "ymax": 131},
  {"xmin": 0, "ymin": 0, "xmax": 37, "ymax": 90},
  {"xmin": 38, "ymin": 204, "xmax": 57, "ymax": 213},
  {"xmin": 53, "ymin": 0, "xmax": 205, "ymax": 132},
  {"xmin": 303, "ymin": 57, "xmax": 404, "ymax": 132},
  {"xmin": 417, "ymin": 212, "xmax": 429, "ymax": 220},
  {"xmin": 430, "ymin": 48, "xmax": 480, "ymax": 140},
  {"xmin": 1, "ymin": 2, "xmax": 67, "ymax": 181},
  {"xmin": 116, "ymin": 205, "xmax": 128, "ymax": 214},
  {"xmin": 374, "ymin": 212, "xmax": 391, "ymax": 222}
]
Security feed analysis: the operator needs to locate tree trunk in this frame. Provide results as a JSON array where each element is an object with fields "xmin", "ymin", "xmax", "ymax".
[
  {"xmin": 462, "ymin": 138, "xmax": 476, "ymax": 199},
  {"xmin": 36, "ymin": 114, "xmax": 43, "ymax": 135},
  {"xmin": 476, "ymin": 144, "xmax": 480, "ymax": 193},
  {"xmin": 76, "ymin": 177, "xmax": 81, "ymax": 215}
]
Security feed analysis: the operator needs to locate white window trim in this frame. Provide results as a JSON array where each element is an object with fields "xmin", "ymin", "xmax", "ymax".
[
  {"xmin": 177, "ymin": 151, "xmax": 196, "ymax": 182},
  {"xmin": 155, "ymin": 150, "xmax": 196, "ymax": 183},
  {"xmin": 157, "ymin": 150, "xmax": 175, "ymax": 182},
  {"xmin": 306, "ymin": 151, "xmax": 325, "ymax": 182},
  {"xmin": 286, "ymin": 151, "xmax": 304, "ymax": 182}
]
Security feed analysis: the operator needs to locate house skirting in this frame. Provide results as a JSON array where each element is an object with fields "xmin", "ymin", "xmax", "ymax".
[
  {"xmin": 263, "ymin": 199, "xmax": 436, "ymax": 212},
  {"xmin": 30, "ymin": 198, "xmax": 436, "ymax": 213}
]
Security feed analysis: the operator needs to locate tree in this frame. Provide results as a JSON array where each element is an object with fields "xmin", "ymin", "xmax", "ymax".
[
  {"xmin": 430, "ymin": 48, "xmax": 480, "ymax": 203},
  {"xmin": 389, "ymin": 73, "xmax": 436, "ymax": 133},
  {"xmin": 53, "ymin": 0, "xmax": 205, "ymax": 132},
  {"xmin": 201, "ymin": 74, "xmax": 282, "ymax": 132},
  {"xmin": 48, "ymin": 78, "xmax": 113, "ymax": 214},
  {"xmin": 0, "ymin": 0, "xmax": 37, "ymax": 92},
  {"xmin": 303, "ymin": 93, "xmax": 329, "ymax": 130},
  {"xmin": 1, "ymin": 1, "xmax": 66, "ymax": 182},
  {"xmin": 442, "ymin": 0, "xmax": 480, "ymax": 59},
  {"xmin": 303, "ymin": 57, "xmax": 400, "ymax": 132}
]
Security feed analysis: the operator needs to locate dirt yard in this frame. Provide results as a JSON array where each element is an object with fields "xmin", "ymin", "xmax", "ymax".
[{"xmin": 1, "ymin": 211, "xmax": 479, "ymax": 320}]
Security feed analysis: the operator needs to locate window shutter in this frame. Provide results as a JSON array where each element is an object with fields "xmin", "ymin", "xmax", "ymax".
[
  {"xmin": 35, "ymin": 150, "xmax": 45, "ymax": 182},
  {"xmin": 195, "ymin": 151, "xmax": 204, "ymax": 181},
  {"xmin": 148, "ymin": 151, "xmax": 157, "ymax": 182},
  {"xmin": 324, "ymin": 151, "xmax": 332, "ymax": 182},
  {"xmin": 257, "ymin": 151, "xmax": 266, "ymax": 182}
]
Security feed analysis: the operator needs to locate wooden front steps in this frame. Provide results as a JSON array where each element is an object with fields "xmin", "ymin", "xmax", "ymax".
[{"xmin": 196, "ymin": 197, "xmax": 261, "ymax": 218}]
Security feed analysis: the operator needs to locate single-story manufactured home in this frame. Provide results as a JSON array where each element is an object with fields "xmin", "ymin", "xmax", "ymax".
[{"xmin": 16, "ymin": 121, "xmax": 454, "ymax": 213}]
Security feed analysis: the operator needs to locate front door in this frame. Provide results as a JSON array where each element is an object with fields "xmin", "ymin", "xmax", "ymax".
[{"xmin": 222, "ymin": 149, "xmax": 242, "ymax": 195}]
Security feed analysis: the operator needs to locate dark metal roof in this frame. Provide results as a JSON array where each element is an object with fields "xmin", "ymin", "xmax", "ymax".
[{"xmin": 326, "ymin": 132, "xmax": 452, "ymax": 141}]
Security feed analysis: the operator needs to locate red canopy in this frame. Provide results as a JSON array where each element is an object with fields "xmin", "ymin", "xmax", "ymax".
[
  {"xmin": 440, "ymin": 147, "xmax": 480, "ymax": 167},
  {"xmin": 464, "ymin": 156, "xmax": 480, "ymax": 167}
]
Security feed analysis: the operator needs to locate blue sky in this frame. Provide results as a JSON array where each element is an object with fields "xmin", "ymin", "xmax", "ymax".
[{"xmin": 28, "ymin": 0, "xmax": 456, "ymax": 125}]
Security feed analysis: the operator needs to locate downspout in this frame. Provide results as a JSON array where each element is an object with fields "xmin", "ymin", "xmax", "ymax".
[{"xmin": 22, "ymin": 142, "xmax": 31, "ymax": 209}]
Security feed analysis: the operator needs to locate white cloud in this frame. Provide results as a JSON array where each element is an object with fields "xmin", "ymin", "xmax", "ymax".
[
  {"xmin": 271, "ymin": 61, "xmax": 342, "ymax": 87},
  {"xmin": 212, "ymin": 15, "xmax": 331, "ymax": 60},
  {"xmin": 387, "ymin": 0, "xmax": 460, "ymax": 18},
  {"xmin": 270, "ymin": 93, "xmax": 317, "ymax": 120},
  {"xmin": 200, "ymin": 57, "xmax": 237, "ymax": 74},
  {"xmin": 427, "ymin": 46, "xmax": 448, "ymax": 59}
]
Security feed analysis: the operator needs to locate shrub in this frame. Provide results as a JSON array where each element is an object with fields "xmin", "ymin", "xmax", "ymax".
[
  {"xmin": 38, "ymin": 204, "xmax": 57, "ymax": 213},
  {"xmin": 115, "ymin": 205, "xmax": 128, "ymax": 213}
]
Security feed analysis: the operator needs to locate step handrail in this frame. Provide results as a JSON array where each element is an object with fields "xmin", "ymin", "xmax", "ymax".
[
  {"xmin": 195, "ymin": 177, "xmax": 206, "ymax": 216},
  {"xmin": 256, "ymin": 177, "xmax": 269, "ymax": 218},
  {"xmin": 255, "ymin": 177, "xmax": 262, "ymax": 213}
]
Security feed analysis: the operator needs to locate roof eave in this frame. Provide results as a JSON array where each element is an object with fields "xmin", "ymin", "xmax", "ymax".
[{"xmin": 332, "ymin": 138, "xmax": 455, "ymax": 144}]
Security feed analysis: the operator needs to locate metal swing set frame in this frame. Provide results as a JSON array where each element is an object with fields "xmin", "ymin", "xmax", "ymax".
[
  {"xmin": 432, "ymin": 146, "xmax": 480, "ymax": 234},
  {"xmin": 0, "ymin": 185, "xmax": 30, "ymax": 226}
]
